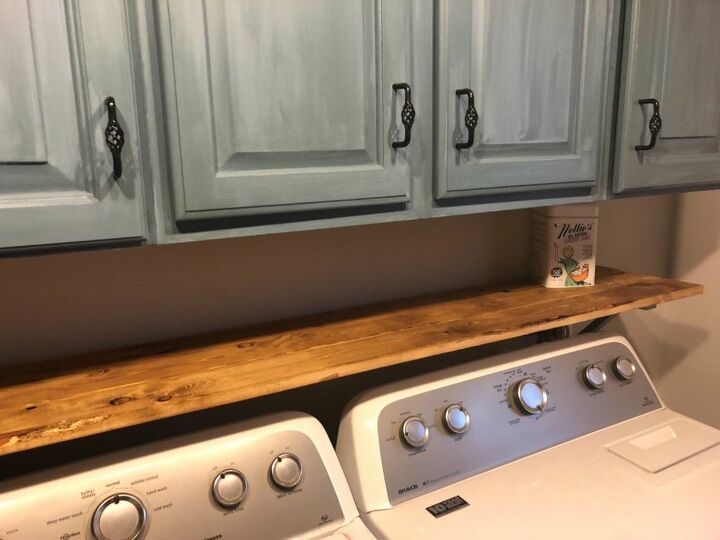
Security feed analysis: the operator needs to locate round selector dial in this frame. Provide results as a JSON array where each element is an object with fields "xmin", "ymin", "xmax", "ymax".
[
  {"xmin": 512, "ymin": 377, "xmax": 548, "ymax": 415},
  {"xmin": 91, "ymin": 493, "xmax": 147, "ymax": 540},
  {"xmin": 583, "ymin": 364, "xmax": 607, "ymax": 389},
  {"xmin": 270, "ymin": 453, "xmax": 303, "ymax": 490},
  {"xmin": 444, "ymin": 404, "xmax": 470, "ymax": 434},
  {"xmin": 212, "ymin": 469, "xmax": 248, "ymax": 508},
  {"xmin": 400, "ymin": 416, "xmax": 429, "ymax": 448},
  {"xmin": 613, "ymin": 356, "xmax": 637, "ymax": 380}
]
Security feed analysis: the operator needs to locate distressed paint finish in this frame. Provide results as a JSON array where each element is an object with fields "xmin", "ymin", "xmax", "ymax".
[
  {"xmin": 218, "ymin": 1, "xmax": 367, "ymax": 155},
  {"xmin": 661, "ymin": 2, "xmax": 720, "ymax": 140},
  {"xmin": 0, "ymin": 267, "xmax": 702, "ymax": 456},
  {"xmin": 472, "ymin": 0, "xmax": 576, "ymax": 146},
  {"xmin": 157, "ymin": 0, "xmax": 427, "ymax": 221},
  {"xmin": 614, "ymin": 0, "xmax": 720, "ymax": 193},
  {"xmin": 0, "ymin": 0, "xmax": 145, "ymax": 250},
  {"xmin": 435, "ymin": 0, "xmax": 614, "ymax": 199},
  {"xmin": 0, "ymin": 0, "xmax": 46, "ymax": 162},
  {"xmin": 0, "ymin": 0, "xmax": 82, "ymax": 191}
]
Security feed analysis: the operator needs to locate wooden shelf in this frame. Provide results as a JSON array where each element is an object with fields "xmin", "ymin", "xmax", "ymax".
[{"xmin": 0, "ymin": 267, "xmax": 702, "ymax": 457}]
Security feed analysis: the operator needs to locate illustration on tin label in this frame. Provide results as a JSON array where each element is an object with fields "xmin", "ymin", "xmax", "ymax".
[{"xmin": 554, "ymin": 244, "xmax": 590, "ymax": 286}]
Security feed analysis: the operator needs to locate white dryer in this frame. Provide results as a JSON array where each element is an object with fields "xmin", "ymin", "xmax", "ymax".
[
  {"xmin": 0, "ymin": 412, "xmax": 374, "ymax": 539},
  {"xmin": 336, "ymin": 334, "xmax": 720, "ymax": 539}
]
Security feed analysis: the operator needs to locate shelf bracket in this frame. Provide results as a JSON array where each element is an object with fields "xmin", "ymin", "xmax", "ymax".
[
  {"xmin": 577, "ymin": 304, "xmax": 656, "ymax": 335},
  {"xmin": 579, "ymin": 315, "xmax": 616, "ymax": 334},
  {"xmin": 538, "ymin": 313, "xmax": 620, "ymax": 341},
  {"xmin": 537, "ymin": 326, "xmax": 571, "ymax": 343}
]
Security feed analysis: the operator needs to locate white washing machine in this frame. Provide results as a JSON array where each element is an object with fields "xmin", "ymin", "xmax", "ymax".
[
  {"xmin": 0, "ymin": 412, "xmax": 374, "ymax": 540},
  {"xmin": 336, "ymin": 334, "xmax": 720, "ymax": 539}
]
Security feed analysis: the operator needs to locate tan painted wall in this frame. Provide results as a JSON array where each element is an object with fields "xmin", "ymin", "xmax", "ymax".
[
  {"xmin": 0, "ymin": 196, "xmax": 681, "ymax": 366},
  {"xmin": 651, "ymin": 191, "xmax": 720, "ymax": 427},
  {"xmin": 6, "ymin": 190, "xmax": 720, "ymax": 467},
  {"xmin": 593, "ymin": 194, "xmax": 678, "ymax": 399},
  {"xmin": 594, "ymin": 191, "xmax": 720, "ymax": 429},
  {"xmin": 4, "ymin": 193, "xmax": 713, "ymax": 430},
  {"xmin": 1, "ymin": 211, "xmax": 533, "ymax": 365}
]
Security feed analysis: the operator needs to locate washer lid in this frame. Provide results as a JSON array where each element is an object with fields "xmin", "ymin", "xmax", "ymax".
[{"xmin": 607, "ymin": 417, "xmax": 720, "ymax": 473}]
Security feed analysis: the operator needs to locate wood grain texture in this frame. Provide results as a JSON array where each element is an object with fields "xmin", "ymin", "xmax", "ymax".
[{"xmin": 0, "ymin": 267, "xmax": 702, "ymax": 456}]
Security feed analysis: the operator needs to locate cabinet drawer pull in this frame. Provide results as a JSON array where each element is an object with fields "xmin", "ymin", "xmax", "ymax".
[
  {"xmin": 104, "ymin": 96, "xmax": 125, "ymax": 179},
  {"xmin": 455, "ymin": 88, "xmax": 478, "ymax": 150},
  {"xmin": 392, "ymin": 83, "xmax": 415, "ymax": 149},
  {"xmin": 635, "ymin": 98, "xmax": 662, "ymax": 152}
]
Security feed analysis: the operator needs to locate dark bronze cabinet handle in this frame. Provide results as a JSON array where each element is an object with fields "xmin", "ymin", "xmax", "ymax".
[
  {"xmin": 635, "ymin": 98, "xmax": 662, "ymax": 152},
  {"xmin": 104, "ymin": 96, "xmax": 125, "ymax": 179},
  {"xmin": 455, "ymin": 88, "xmax": 478, "ymax": 150},
  {"xmin": 392, "ymin": 83, "xmax": 415, "ymax": 149}
]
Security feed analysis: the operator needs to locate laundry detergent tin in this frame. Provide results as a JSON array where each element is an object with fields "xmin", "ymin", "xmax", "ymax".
[{"xmin": 531, "ymin": 204, "xmax": 599, "ymax": 288}]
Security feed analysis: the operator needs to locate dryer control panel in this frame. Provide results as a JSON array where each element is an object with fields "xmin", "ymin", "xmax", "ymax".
[{"xmin": 336, "ymin": 335, "xmax": 661, "ymax": 507}]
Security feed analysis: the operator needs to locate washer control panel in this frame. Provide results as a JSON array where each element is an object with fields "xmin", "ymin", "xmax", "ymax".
[
  {"xmin": 0, "ymin": 414, "xmax": 350, "ymax": 540},
  {"xmin": 366, "ymin": 338, "xmax": 660, "ymax": 505}
]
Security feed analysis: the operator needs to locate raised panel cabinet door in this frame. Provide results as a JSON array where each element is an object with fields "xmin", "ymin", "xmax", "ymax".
[
  {"xmin": 435, "ymin": 0, "xmax": 614, "ymax": 200},
  {"xmin": 614, "ymin": 0, "xmax": 720, "ymax": 193},
  {"xmin": 0, "ymin": 0, "xmax": 145, "ymax": 250},
  {"xmin": 156, "ymin": 0, "xmax": 425, "ymax": 222}
]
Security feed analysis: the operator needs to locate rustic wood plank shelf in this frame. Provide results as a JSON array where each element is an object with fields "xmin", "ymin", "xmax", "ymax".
[{"xmin": 0, "ymin": 267, "xmax": 702, "ymax": 457}]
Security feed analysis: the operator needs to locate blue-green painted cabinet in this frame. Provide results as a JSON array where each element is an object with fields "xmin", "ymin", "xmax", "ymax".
[
  {"xmin": 5, "ymin": 1, "xmax": 720, "ymax": 253},
  {"xmin": 0, "ymin": 1, "xmax": 145, "ymax": 251},
  {"xmin": 155, "ymin": 1, "xmax": 429, "ymax": 223},
  {"xmin": 434, "ymin": 0, "xmax": 615, "ymax": 202},
  {"xmin": 614, "ymin": 0, "xmax": 720, "ymax": 193}
]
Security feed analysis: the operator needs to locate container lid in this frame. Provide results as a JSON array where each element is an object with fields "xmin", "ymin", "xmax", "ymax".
[{"xmin": 533, "ymin": 203, "xmax": 599, "ymax": 218}]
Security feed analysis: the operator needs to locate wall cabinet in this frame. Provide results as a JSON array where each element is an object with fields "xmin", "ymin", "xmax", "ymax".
[
  {"xmin": 614, "ymin": 0, "xmax": 720, "ymax": 193},
  {"xmin": 0, "ymin": 1, "xmax": 145, "ymax": 251},
  {"xmin": 2, "ymin": 1, "xmax": 720, "ymax": 252},
  {"xmin": 155, "ymin": 1, "xmax": 428, "ymax": 222},
  {"xmin": 435, "ymin": 0, "xmax": 614, "ymax": 201}
]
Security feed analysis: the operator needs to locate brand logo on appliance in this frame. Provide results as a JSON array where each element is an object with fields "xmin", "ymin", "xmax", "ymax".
[
  {"xmin": 426, "ymin": 495, "xmax": 469, "ymax": 518},
  {"xmin": 554, "ymin": 222, "xmax": 593, "ymax": 242},
  {"xmin": 397, "ymin": 483, "xmax": 418, "ymax": 495}
]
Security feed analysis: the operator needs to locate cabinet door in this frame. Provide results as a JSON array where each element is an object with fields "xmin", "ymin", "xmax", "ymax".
[
  {"xmin": 157, "ymin": 1, "xmax": 424, "ymax": 222},
  {"xmin": 435, "ymin": 0, "xmax": 613, "ymax": 201},
  {"xmin": 614, "ymin": 0, "xmax": 720, "ymax": 193},
  {"xmin": 0, "ymin": 1, "xmax": 145, "ymax": 250}
]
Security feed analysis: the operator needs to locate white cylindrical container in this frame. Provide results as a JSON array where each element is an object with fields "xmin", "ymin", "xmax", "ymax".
[{"xmin": 531, "ymin": 204, "xmax": 599, "ymax": 288}]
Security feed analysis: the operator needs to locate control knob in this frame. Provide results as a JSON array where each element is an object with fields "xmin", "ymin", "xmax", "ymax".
[
  {"xmin": 511, "ymin": 377, "xmax": 548, "ymax": 415},
  {"xmin": 270, "ymin": 453, "xmax": 303, "ymax": 490},
  {"xmin": 400, "ymin": 416, "xmax": 429, "ymax": 448},
  {"xmin": 583, "ymin": 364, "xmax": 607, "ymax": 389},
  {"xmin": 613, "ymin": 356, "xmax": 637, "ymax": 380},
  {"xmin": 212, "ymin": 469, "xmax": 248, "ymax": 508},
  {"xmin": 444, "ymin": 404, "xmax": 470, "ymax": 434},
  {"xmin": 91, "ymin": 493, "xmax": 147, "ymax": 540}
]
